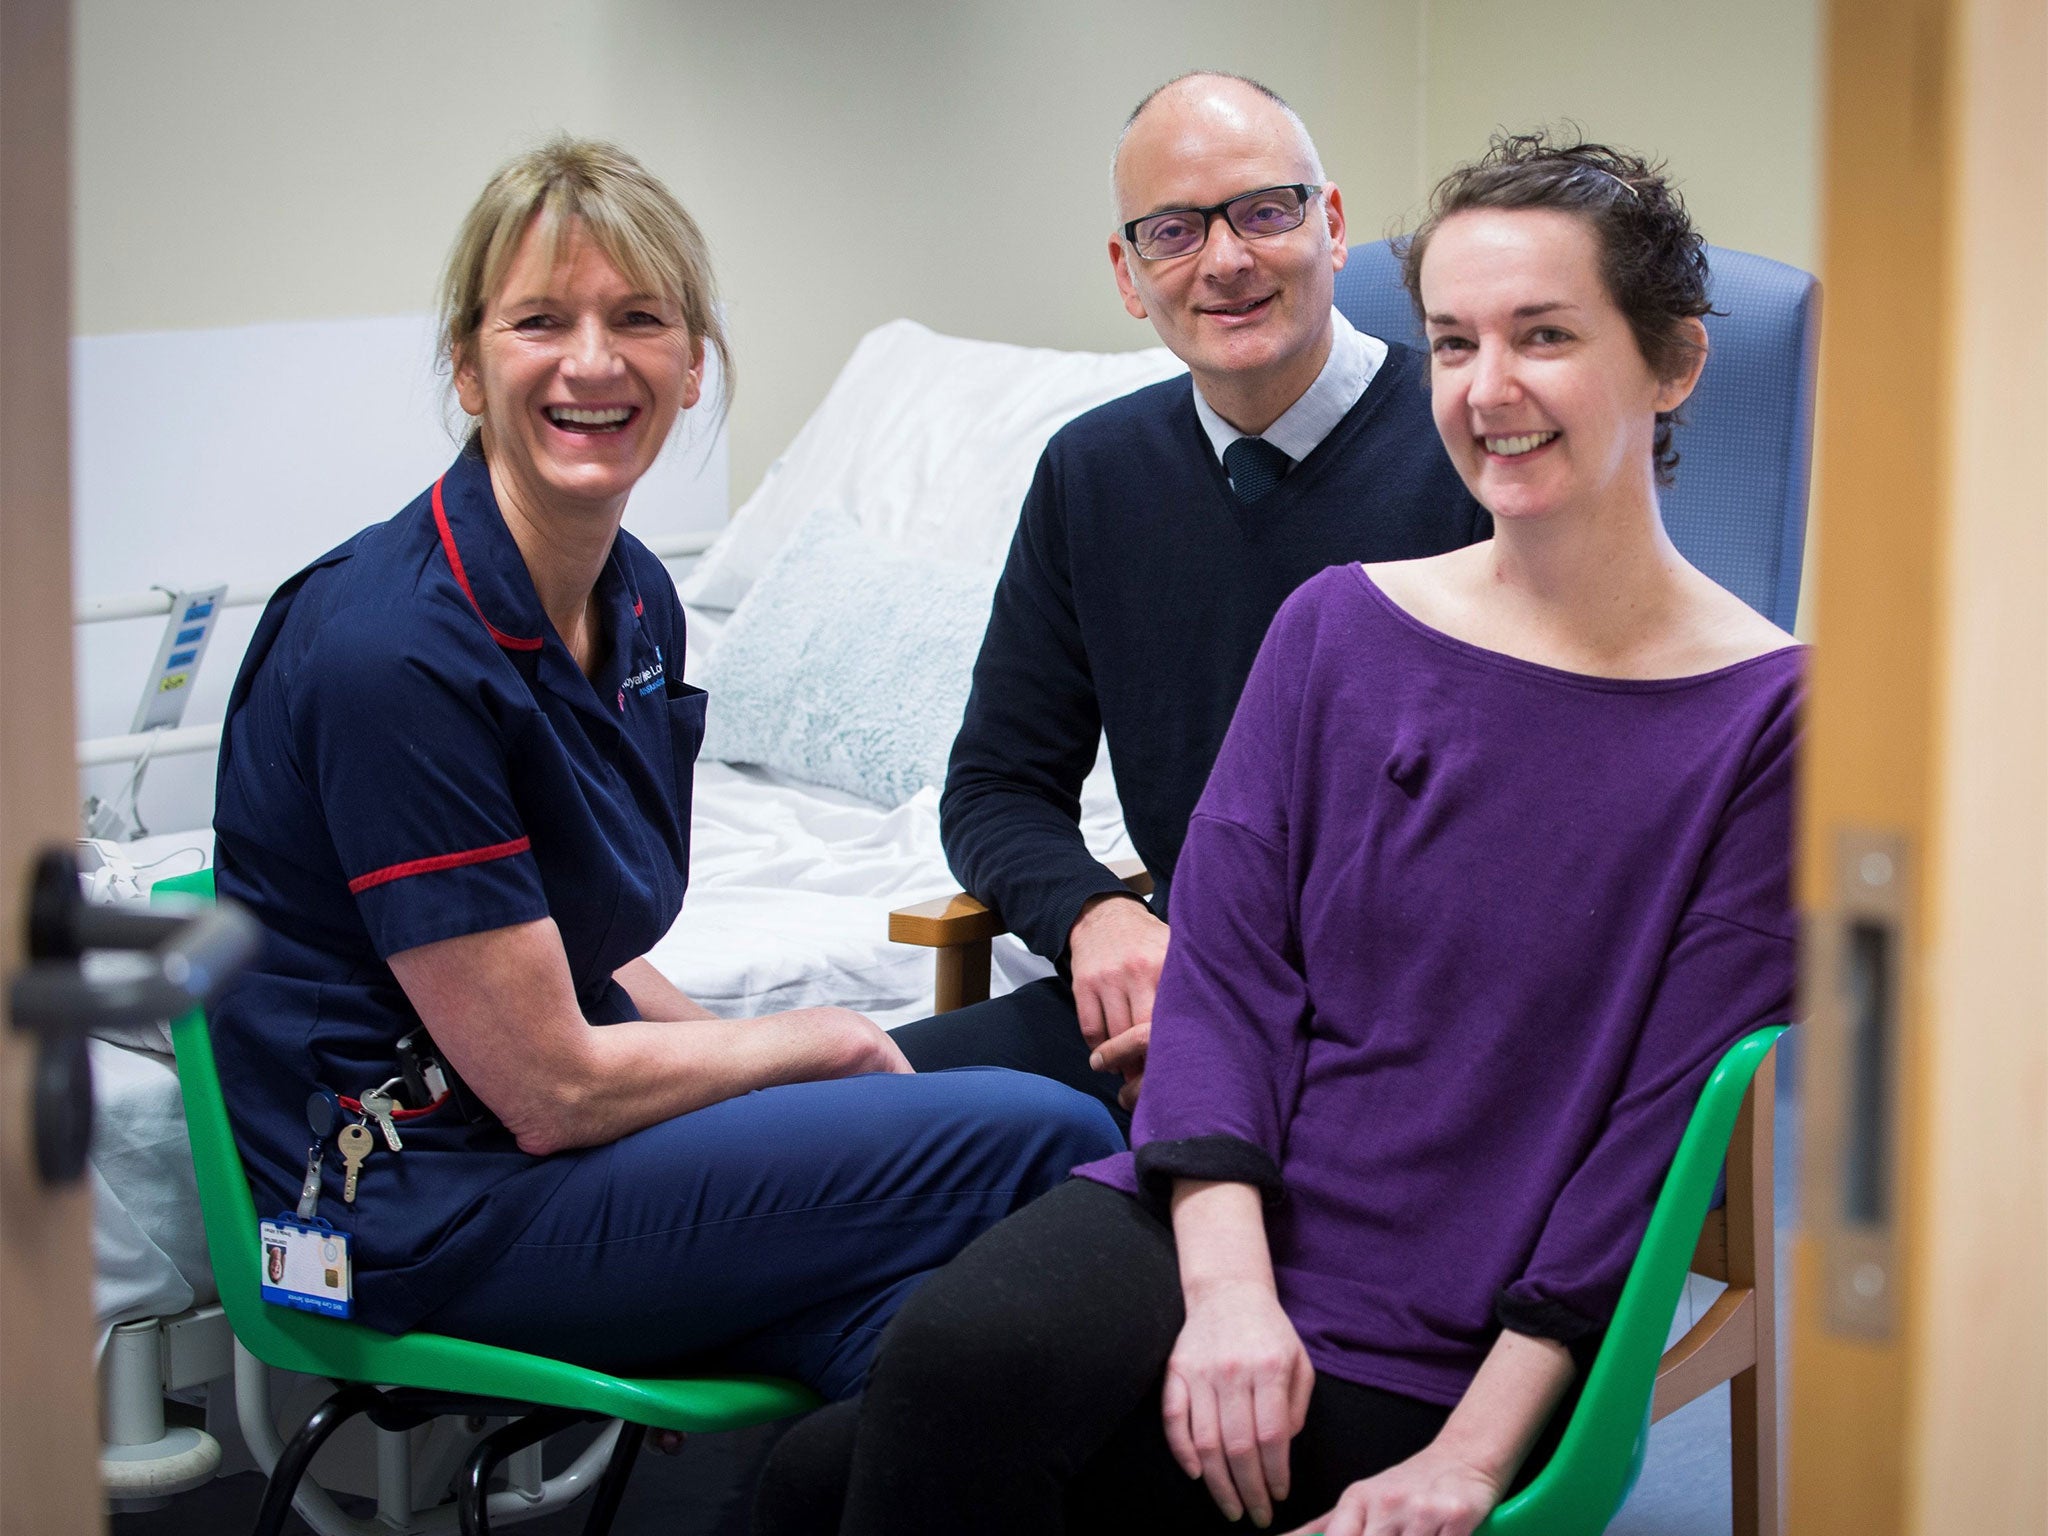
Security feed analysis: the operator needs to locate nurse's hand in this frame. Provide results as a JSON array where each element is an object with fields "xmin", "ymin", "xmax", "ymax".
[
  {"xmin": 390, "ymin": 917, "xmax": 910, "ymax": 1156},
  {"xmin": 1068, "ymin": 893, "xmax": 1169, "ymax": 1057},
  {"xmin": 770, "ymin": 1007, "xmax": 913, "ymax": 1079}
]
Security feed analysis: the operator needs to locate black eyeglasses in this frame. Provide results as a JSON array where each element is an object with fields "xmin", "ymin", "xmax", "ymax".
[{"xmin": 1121, "ymin": 184, "xmax": 1320, "ymax": 261}]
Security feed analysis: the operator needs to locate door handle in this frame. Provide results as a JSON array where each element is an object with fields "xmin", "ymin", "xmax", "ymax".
[{"xmin": 9, "ymin": 847, "xmax": 258, "ymax": 1185}]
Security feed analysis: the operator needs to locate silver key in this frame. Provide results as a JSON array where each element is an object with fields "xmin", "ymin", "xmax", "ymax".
[
  {"xmin": 361, "ymin": 1089, "xmax": 403, "ymax": 1152},
  {"xmin": 338, "ymin": 1122, "xmax": 374, "ymax": 1203}
]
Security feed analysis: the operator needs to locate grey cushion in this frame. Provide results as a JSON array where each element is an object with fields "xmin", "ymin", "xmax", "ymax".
[{"xmin": 697, "ymin": 506, "xmax": 997, "ymax": 806}]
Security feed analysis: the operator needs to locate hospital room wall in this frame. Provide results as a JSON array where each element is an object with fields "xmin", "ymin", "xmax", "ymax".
[{"xmin": 73, "ymin": 0, "xmax": 1821, "ymax": 510}]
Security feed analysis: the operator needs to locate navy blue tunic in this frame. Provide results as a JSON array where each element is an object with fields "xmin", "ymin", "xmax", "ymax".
[{"xmin": 212, "ymin": 443, "xmax": 706, "ymax": 1333}]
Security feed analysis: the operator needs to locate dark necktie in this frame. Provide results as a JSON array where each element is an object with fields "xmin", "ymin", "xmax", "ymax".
[{"xmin": 1223, "ymin": 436, "xmax": 1291, "ymax": 504}]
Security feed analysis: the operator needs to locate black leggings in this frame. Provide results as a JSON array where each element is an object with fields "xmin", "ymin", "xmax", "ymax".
[{"xmin": 752, "ymin": 1179, "xmax": 1456, "ymax": 1536}]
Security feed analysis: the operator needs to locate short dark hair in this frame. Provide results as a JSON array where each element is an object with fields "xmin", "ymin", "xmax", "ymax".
[{"xmin": 1398, "ymin": 131, "xmax": 1712, "ymax": 483}]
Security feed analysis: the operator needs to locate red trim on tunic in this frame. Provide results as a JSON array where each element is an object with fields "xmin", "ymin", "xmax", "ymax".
[
  {"xmin": 347, "ymin": 836, "xmax": 533, "ymax": 894},
  {"xmin": 431, "ymin": 477, "xmax": 544, "ymax": 652}
]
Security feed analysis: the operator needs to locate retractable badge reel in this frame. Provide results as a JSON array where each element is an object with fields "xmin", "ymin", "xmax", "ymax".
[{"xmin": 259, "ymin": 1090, "xmax": 353, "ymax": 1317}]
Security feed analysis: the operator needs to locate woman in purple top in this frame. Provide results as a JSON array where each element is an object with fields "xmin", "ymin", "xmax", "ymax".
[{"xmin": 754, "ymin": 133, "xmax": 1802, "ymax": 1536}]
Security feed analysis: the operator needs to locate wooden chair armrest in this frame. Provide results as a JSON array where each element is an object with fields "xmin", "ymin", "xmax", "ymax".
[
  {"xmin": 886, "ymin": 858, "xmax": 1154, "ymax": 949},
  {"xmin": 888, "ymin": 891, "xmax": 1003, "ymax": 948}
]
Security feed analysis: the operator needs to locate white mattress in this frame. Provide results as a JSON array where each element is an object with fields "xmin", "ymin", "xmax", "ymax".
[{"xmin": 92, "ymin": 1038, "xmax": 212, "ymax": 1354}]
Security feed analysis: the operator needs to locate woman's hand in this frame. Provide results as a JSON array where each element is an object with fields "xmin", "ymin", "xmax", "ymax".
[
  {"xmin": 768, "ymin": 1006, "xmax": 913, "ymax": 1079},
  {"xmin": 1282, "ymin": 1330, "xmax": 1576, "ymax": 1536},
  {"xmin": 1279, "ymin": 1444, "xmax": 1503, "ymax": 1536},
  {"xmin": 1163, "ymin": 1275, "xmax": 1315, "ymax": 1528},
  {"xmin": 1166, "ymin": 1180, "xmax": 1313, "ymax": 1528}
]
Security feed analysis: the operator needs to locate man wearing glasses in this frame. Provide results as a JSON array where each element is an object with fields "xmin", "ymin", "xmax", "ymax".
[{"xmin": 891, "ymin": 72, "xmax": 1486, "ymax": 1122}]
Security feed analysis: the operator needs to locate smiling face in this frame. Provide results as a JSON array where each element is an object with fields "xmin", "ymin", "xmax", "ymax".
[
  {"xmin": 1419, "ymin": 207, "xmax": 1703, "ymax": 524},
  {"xmin": 1109, "ymin": 78, "xmax": 1346, "ymax": 429},
  {"xmin": 454, "ymin": 216, "xmax": 703, "ymax": 521}
]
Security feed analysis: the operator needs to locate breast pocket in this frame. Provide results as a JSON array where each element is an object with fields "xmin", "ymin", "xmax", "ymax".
[{"xmin": 666, "ymin": 683, "xmax": 708, "ymax": 818}]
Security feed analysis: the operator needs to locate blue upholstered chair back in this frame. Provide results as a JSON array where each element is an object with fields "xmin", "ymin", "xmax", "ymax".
[{"xmin": 1333, "ymin": 239, "xmax": 1820, "ymax": 631}]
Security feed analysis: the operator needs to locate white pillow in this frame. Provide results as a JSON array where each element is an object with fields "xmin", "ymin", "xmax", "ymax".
[
  {"xmin": 697, "ymin": 506, "xmax": 998, "ymax": 806},
  {"xmin": 679, "ymin": 319, "xmax": 1188, "ymax": 611}
]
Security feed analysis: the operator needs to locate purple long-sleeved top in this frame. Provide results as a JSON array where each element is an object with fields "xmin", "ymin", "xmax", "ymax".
[{"xmin": 1076, "ymin": 563, "xmax": 1801, "ymax": 1407}]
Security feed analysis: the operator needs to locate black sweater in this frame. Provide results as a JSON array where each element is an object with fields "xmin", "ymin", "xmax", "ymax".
[{"xmin": 941, "ymin": 343, "xmax": 1489, "ymax": 960}]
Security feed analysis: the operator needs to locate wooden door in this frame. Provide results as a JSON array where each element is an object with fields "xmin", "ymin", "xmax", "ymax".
[
  {"xmin": 1790, "ymin": 0, "xmax": 2047, "ymax": 1530},
  {"xmin": 0, "ymin": 0, "xmax": 104, "ymax": 1529}
]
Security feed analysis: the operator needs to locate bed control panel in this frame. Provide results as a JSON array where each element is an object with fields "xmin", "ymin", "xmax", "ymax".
[{"xmin": 131, "ymin": 585, "xmax": 228, "ymax": 735}]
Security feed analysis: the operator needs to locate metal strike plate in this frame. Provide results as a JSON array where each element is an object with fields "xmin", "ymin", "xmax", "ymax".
[{"xmin": 1802, "ymin": 827, "xmax": 1909, "ymax": 1340}]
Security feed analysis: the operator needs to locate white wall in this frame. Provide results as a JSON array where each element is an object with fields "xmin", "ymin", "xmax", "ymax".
[
  {"xmin": 74, "ymin": 0, "xmax": 1430, "ymax": 505},
  {"xmin": 1420, "ymin": 0, "xmax": 1822, "ymax": 273},
  {"xmin": 77, "ymin": 0, "xmax": 1822, "ymax": 489},
  {"xmin": 76, "ymin": 0, "xmax": 1820, "ymax": 496}
]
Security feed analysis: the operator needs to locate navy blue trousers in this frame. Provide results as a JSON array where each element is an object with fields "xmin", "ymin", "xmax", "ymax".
[
  {"xmin": 891, "ymin": 976, "xmax": 1132, "ymax": 1131},
  {"xmin": 418, "ymin": 1068, "xmax": 1122, "ymax": 1400}
]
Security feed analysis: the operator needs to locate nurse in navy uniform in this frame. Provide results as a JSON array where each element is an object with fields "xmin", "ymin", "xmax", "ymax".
[{"xmin": 210, "ymin": 137, "xmax": 1119, "ymax": 1399}]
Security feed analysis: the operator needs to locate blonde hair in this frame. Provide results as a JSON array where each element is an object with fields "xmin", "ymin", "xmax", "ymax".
[{"xmin": 437, "ymin": 136, "xmax": 731, "ymax": 424}]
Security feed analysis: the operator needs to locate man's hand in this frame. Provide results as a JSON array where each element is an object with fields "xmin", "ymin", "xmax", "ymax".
[
  {"xmin": 1278, "ymin": 1445, "xmax": 1504, "ymax": 1536},
  {"xmin": 1091, "ymin": 1022, "xmax": 1150, "ymax": 1111},
  {"xmin": 1069, "ymin": 893, "xmax": 1170, "ymax": 1103}
]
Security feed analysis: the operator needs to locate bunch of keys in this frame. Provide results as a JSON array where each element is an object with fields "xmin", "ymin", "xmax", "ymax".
[
  {"xmin": 299, "ymin": 1079, "xmax": 414, "ymax": 1212},
  {"xmin": 336, "ymin": 1076, "xmax": 415, "ymax": 1204}
]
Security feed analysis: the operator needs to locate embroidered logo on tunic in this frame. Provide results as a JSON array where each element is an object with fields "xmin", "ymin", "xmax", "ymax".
[{"xmin": 619, "ymin": 646, "xmax": 665, "ymax": 711}]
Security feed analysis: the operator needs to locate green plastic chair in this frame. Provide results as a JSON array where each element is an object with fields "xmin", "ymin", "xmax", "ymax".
[
  {"xmin": 1302, "ymin": 1024, "xmax": 1785, "ymax": 1536},
  {"xmin": 1470, "ymin": 1023, "xmax": 1788, "ymax": 1536},
  {"xmin": 154, "ymin": 868, "xmax": 821, "ymax": 1535}
]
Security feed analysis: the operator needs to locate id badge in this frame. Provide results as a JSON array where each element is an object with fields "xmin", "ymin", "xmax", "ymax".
[{"xmin": 258, "ymin": 1216, "xmax": 353, "ymax": 1318}]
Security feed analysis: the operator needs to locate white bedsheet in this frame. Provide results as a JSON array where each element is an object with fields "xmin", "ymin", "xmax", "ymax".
[
  {"xmin": 648, "ymin": 758, "xmax": 1133, "ymax": 1028},
  {"xmin": 91, "ymin": 1038, "xmax": 214, "ymax": 1356},
  {"xmin": 87, "ymin": 829, "xmax": 223, "ymax": 1353}
]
